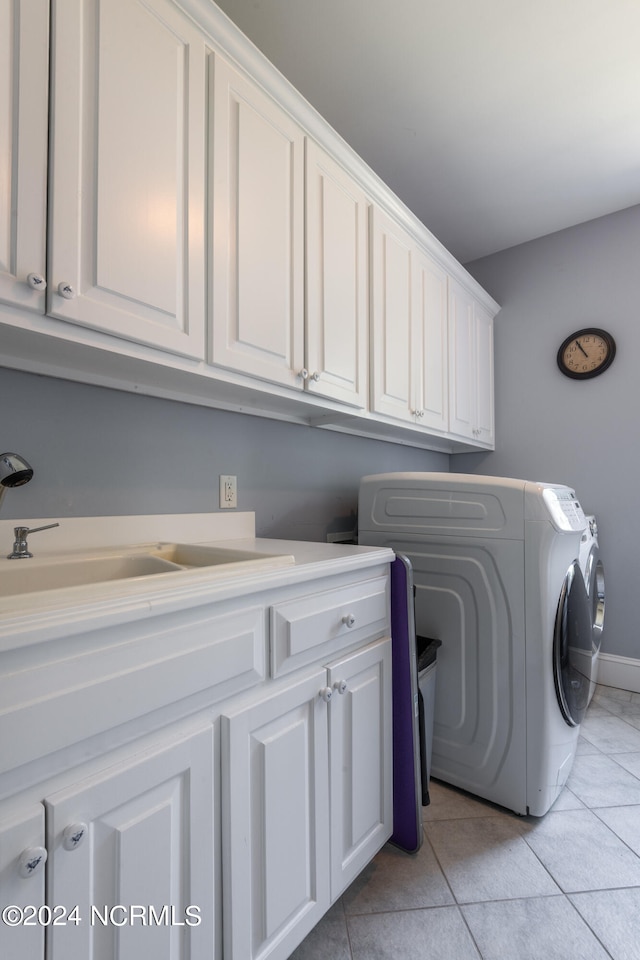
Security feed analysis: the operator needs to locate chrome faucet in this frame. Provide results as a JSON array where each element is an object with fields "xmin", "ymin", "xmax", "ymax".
[
  {"xmin": 0, "ymin": 452, "xmax": 34, "ymax": 512},
  {"xmin": 8, "ymin": 523, "xmax": 60, "ymax": 559}
]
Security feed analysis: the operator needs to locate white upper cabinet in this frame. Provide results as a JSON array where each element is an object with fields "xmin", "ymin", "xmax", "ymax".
[
  {"xmin": 370, "ymin": 206, "xmax": 416, "ymax": 424},
  {"xmin": 305, "ymin": 140, "xmax": 369, "ymax": 408},
  {"xmin": 210, "ymin": 54, "xmax": 305, "ymax": 387},
  {"xmin": 0, "ymin": 0, "xmax": 498, "ymax": 450},
  {"xmin": 0, "ymin": 0, "xmax": 49, "ymax": 313},
  {"xmin": 47, "ymin": 0, "xmax": 207, "ymax": 358},
  {"xmin": 371, "ymin": 206, "xmax": 449, "ymax": 434},
  {"xmin": 413, "ymin": 249, "xmax": 449, "ymax": 433},
  {"xmin": 448, "ymin": 277, "xmax": 495, "ymax": 445},
  {"xmin": 474, "ymin": 302, "xmax": 495, "ymax": 443}
]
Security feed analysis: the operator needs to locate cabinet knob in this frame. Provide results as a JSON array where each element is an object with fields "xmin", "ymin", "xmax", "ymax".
[
  {"xmin": 309, "ymin": 371, "xmax": 320, "ymax": 382},
  {"xmin": 62, "ymin": 822, "xmax": 88, "ymax": 851},
  {"xmin": 342, "ymin": 613, "xmax": 356, "ymax": 628},
  {"xmin": 319, "ymin": 686, "xmax": 333, "ymax": 703},
  {"xmin": 299, "ymin": 368, "xmax": 309, "ymax": 380},
  {"xmin": 27, "ymin": 272, "xmax": 47, "ymax": 291},
  {"xmin": 57, "ymin": 282, "xmax": 76, "ymax": 300},
  {"xmin": 18, "ymin": 846, "xmax": 48, "ymax": 878},
  {"xmin": 334, "ymin": 679, "xmax": 348, "ymax": 695}
]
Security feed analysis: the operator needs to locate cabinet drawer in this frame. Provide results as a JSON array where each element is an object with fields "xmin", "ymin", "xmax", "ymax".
[
  {"xmin": 0, "ymin": 604, "xmax": 266, "ymax": 776},
  {"xmin": 270, "ymin": 576, "xmax": 389, "ymax": 677}
]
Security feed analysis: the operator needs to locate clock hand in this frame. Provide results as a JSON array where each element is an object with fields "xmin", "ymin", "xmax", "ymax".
[{"xmin": 575, "ymin": 339, "xmax": 588, "ymax": 358}]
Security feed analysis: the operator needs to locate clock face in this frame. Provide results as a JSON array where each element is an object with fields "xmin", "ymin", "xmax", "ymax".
[{"xmin": 557, "ymin": 328, "xmax": 616, "ymax": 379}]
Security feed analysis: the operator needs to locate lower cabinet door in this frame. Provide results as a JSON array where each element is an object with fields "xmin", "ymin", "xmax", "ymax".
[
  {"xmin": 328, "ymin": 637, "xmax": 393, "ymax": 894},
  {"xmin": 221, "ymin": 669, "xmax": 331, "ymax": 960},
  {"xmin": 0, "ymin": 804, "xmax": 46, "ymax": 960},
  {"xmin": 45, "ymin": 724, "xmax": 216, "ymax": 960}
]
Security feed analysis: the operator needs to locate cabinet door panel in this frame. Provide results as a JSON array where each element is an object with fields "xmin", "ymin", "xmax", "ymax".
[
  {"xmin": 448, "ymin": 278, "xmax": 475, "ymax": 439},
  {"xmin": 415, "ymin": 251, "xmax": 448, "ymax": 432},
  {"xmin": 0, "ymin": 805, "xmax": 45, "ymax": 960},
  {"xmin": 221, "ymin": 670, "xmax": 330, "ymax": 960},
  {"xmin": 211, "ymin": 55, "xmax": 304, "ymax": 387},
  {"xmin": 475, "ymin": 304, "xmax": 495, "ymax": 444},
  {"xmin": 0, "ymin": 0, "xmax": 48, "ymax": 313},
  {"xmin": 370, "ymin": 207, "xmax": 415, "ymax": 422},
  {"xmin": 48, "ymin": 0, "xmax": 206, "ymax": 358},
  {"xmin": 45, "ymin": 725, "xmax": 216, "ymax": 960},
  {"xmin": 328, "ymin": 637, "xmax": 393, "ymax": 894},
  {"xmin": 306, "ymin": 141, "xmax": 368, "ymax": 407}
]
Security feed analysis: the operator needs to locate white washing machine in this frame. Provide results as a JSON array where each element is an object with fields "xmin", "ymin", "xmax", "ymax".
[{"xmin": 358, "ymin": 472, "xmax": 596, "ymax": 817}]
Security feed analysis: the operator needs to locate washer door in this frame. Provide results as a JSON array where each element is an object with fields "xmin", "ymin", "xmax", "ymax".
[
  {"xmin": 585, "ymin": 550, "xmax": 605, "ymax": 654},
  {"xmin": 553, "ymin": 560, "xmax": 592, "ymax": 726}
]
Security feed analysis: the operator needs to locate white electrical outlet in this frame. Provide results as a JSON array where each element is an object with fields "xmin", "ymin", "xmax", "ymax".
[{"xmin": 219, "ymin": 475, "xmax": 237, "ymax": 509}]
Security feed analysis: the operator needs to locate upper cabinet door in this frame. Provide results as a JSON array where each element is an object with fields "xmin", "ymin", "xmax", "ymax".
[
  {"xmin": 370, "ymin": 207, "xmax": 417, "ymax": 423},
  {"xmin": 448, "ymin": 277, "xmax": 495, "ymax": 445},
  {"xmin": 414, "ymin": 250, "xmax": 449, "ymax": 433},
  {"xmin": 448, "ymin": 277, "xmax": 475, "ymax": 439},
  {"xmin": 47, "ymin": 0, "xmax": 207, "ymax": 358},
  {"xmin": 0, "ymin": 0, "xmax": 49, "ymax": 313},
  {"xmin": 305, "ymin": 140, "xmax": 368, "ymax": 408},
  {"xmin": 210, "ymin": 55, "xmax": 305, "ymax": 388},
  {"xmin": 474, "ymin": 303, "xmax": 495, "ymax": 445}
]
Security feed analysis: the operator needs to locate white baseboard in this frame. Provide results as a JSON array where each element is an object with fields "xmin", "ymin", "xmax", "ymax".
[{"xmin": 596, "ymin": 653, "xmax": 640, "ymax": 695}]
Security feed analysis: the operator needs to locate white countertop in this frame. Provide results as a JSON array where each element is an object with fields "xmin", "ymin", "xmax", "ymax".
[{"xmin": 0, "ymin": 513, "xmax": 394, "ymax": 650}]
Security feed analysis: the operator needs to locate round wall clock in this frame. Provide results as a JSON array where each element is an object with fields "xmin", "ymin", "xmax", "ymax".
[{"xmin": 557, "ymin": 328, "xmax": 616, "ymax": 380}]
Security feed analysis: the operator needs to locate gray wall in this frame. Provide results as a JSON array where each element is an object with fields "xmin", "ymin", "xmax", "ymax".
[
  {"xmin": 461, "ymin": 203, "xmax": 640, "ymax": 660},
  {"xmin": 0, "ymin": 368, "xmax": 447, "ymax": 541}
]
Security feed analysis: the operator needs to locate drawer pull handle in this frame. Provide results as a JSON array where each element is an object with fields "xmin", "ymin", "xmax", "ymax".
[
  {"xmin": 334, "ymin": 679, "xmax": 348, "ymax": 695},
  {"xmin": 342, "ymin": 614, "xmax": 356, "ymax": 628},
  {"xmin": 18, "ymin": 846, "xmax": 47, "ymax": 878},
  {"xmin": 319, "ymin": 686, "xmax": 333, "ymax": 703},
  {"xmin": 63, "ymin": 822, "xmax": 88, "ymax": 851}
]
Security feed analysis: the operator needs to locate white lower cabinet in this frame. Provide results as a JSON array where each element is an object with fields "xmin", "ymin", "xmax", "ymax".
[
  {"xmin": 0, "ymin": 805, "xmax": 46, "ymax": 960},
  {"xmin": 0, "ymin": 725, "xmax": 217, "ymax": 960},
  {"xmin": 221, "ymin": 636, "xmax": 392, "ymax": 960},
  {"xmin": 0, "ymin": 557, "xmax": 393, "ymax": 960},
  {"xmin": 221, "ymin": 668, "xmax": 331, "ymax": 960},
  {"xmin": 327, "ymin": 638, "xmax": 393, "ymax": 894}
]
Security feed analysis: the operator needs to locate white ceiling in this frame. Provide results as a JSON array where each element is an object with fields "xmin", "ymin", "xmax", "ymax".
[{"xmin": 213, "ymin": 0, "xmax": 640, "ymax": 263}]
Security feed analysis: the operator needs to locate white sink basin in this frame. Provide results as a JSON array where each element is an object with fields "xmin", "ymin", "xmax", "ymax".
[
  {"xmin": 0, "ymin": 554, "xmax": 180, "ymax": 597},
  {"xmin": 148, "ymin": 543, "xmax": 285, "ymax": 567},
  {"xmin": 0, "ymin": 543, "xmax": 295, "ymax": 599}
]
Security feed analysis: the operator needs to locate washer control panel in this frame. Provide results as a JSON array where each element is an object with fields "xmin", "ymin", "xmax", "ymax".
[{"xmin": 542, "ymin": 486, "xmax": 587, "ymax": 532}]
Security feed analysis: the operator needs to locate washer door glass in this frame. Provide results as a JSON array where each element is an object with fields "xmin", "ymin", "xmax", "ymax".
[{"xmin": 554, "ymin": 561, "xmax": 592, "ymax": 726}]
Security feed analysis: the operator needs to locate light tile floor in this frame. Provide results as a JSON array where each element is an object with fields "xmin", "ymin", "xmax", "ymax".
[{"xmin": 291, "ymin": 685, "xmax": 640, "ymax": 960}]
